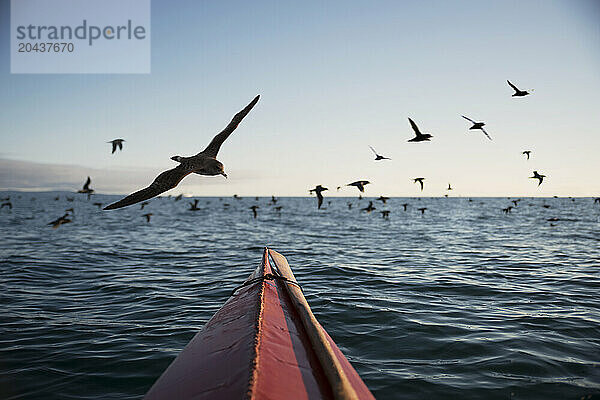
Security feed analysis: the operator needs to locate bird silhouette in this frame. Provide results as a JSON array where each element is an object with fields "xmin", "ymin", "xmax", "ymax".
[
  {"xmin": 462, "ymin": 116, "xmax": 492, "ymax": 140},
  {"xmin": 174, "ymin": 194, "xmax": 183, "ymax": 201},
  {"xmin": 530, "ymin": 171, "xmax": 546, "ymax": 186},
  {"xmin": 369, "ymin": 146, "xmax": 391, "ymax": 160},
  {"xmin": 502, "ymin": 206, "xmax": 513, "ymax": 214},
  {"xmin": 93, "ymin": 202, "xmax": 103, "ymax": 209},
  {"xmin": 407, "ymin": 118, "xmax": 432, "ymax": 142},
  {"xmin": 104, "ymin": 95, "xmax": 260, "ymax": 210},
  {"xmin": 250, "ymin": 205, "xmax": 259, "ymax": 219},
  {"xmin": 361, "ymin": 201, "xmax": 376, "ymax": 213},
  {"xmin": 48, "ymin": 213, "xmax": 71, "ymax": 229},
  {"xmin": 140, "ymin": 201, "xmax": 149, "ymax": 210},
  {"xmin": 77, "ymin": 177, "xmax": 94, "ymax": 199},
  {"xmin": 376, "ymin": 196, "xmax": 389, "ymax": 204},
  {"xmin": 447, "ymin": 183, "xmax": 452, "ymax": 191},
  {"xmin": 413, "ymin": 178, "xmax": 425, "ymax": 191},
  {"xmin": 507, "ymin": 80, "xmax": 531, "ymax": 97},
  {"xmin": 418, "ymin": 207, "xmax": 427, "ymax": 215},
  {"xmin": 142, "ymin": 213, "xmax": 153, "ymax": 223},
  {"xmin": 108, "ymin": 139, "xmax": 125, "ymax": 154},
  {"xmin": 401, "ymin": 203, "xmax": 409, "ymax": 211},
  {"xmin": 522, "ymin": 150, "xmax": 531, "ymax": 160},
  {"xmin": 0, "ymin": 201, "xmax": 12, "ymax": 210},
  {"xmin": 189, "ymin": 199, "xmax": 200, "ymax": 211},
  {"xmin": 309, "ymin": 185, "xmax": 328, "ymax": 209},
  {"xmin": 380, "ymin": 210, "xmax": 390, "ymax": 219},
  {"xmin": 347, "ymin": 180, "xmax": 370, "ymax": 193}
]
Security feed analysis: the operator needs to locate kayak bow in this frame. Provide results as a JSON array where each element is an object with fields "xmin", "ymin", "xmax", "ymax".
[{"xmin": 144, "ymin": 247, "xmax": 374, "ymax": 400}]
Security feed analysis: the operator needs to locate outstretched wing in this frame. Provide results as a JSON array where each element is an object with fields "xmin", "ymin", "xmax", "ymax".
[
  {"xmin": 317, "ymin": 192, "xmax": 323, "ymax": 209},
  {"xmin": 461, "ymin": 115, "xmax": 475, "ymax": 124},
  {"xmin": 369, "ymin": 146, "xmax": 378, "ymax": 156},
  {"xmin": 199, "ymin": 95, "xmax": 260, "ymax": 158},
  {"xmin": 408, "ymin": 118, "xmax": 421, "ymax": 136},
  {"xmin": 104, "ymin": 165, "xmax": 192, "ymax": 210},
  {"xmin": 83, "ymin": 177, "xmax": 91, "ymax": 190},
  {"xmin": 507, "ymin": 80, "xmax": 519, "ymax": 91},
  {"xmin": 111, "ymin": 142, "xmax": 117, "ymax": 154},
  {"xmin": 118, "ymin": 141, "xmax": 123, "ymax": 151},
  {"xmin": 480, "ymin": 127, "xmax": 492, "ymax": 141}
]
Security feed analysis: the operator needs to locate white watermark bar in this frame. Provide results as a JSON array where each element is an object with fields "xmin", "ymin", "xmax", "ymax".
[{"xmin": 10, "ymin": 0, "xmax": 151, "ymax": 74}]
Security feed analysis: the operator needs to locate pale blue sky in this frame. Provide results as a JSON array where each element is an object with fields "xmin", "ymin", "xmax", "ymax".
[{"xmin": 1, "ymin": 0, "xmax": 599, "ymax": 196}]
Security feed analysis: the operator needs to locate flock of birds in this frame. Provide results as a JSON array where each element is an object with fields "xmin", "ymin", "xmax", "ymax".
[{"xmin": 1, "ymin": 82, "xmax": 596, "ymax": 227}]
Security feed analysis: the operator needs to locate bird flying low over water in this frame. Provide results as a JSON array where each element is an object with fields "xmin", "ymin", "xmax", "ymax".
[
  {"xmin": 376, "ymin": 196, "xmax": 389, "ymax": 204},
  {"xmin": 142, "ymin": 213, "xmax": 153, "ymax": 223},
  {"xmin": 369, "ymin": 146, "xmax": 391, "ymax": 160},
  {"xmin": 189, "ymin": 199, "xmax": 200, "ymax": 211},
  {"xmin": 309, "ymin": 185, "xmax": 328, "ymax": 209},
  {"xmin": 522, "ymin": 150, "xmax": 531, "ymax": 160},
  {"xmin": 108, "ymin": 139, "xmax": 125, "ymax": 154},
  {"xmin": 407, "ymin": 118, "xmax": 432, "ymax": 142},
  {"xmin": 49, "ymin": 213, "xmax": 72, "ymax": 229},
  {"xmin": 250, "ymin": 205, "xmax": 259, "ymax": 219},
  {"xmin": 447, "ymin": 183, "xmax": 452, "ymax": 191},
  {"xmin": 507, "ymin": 80, "xmax": 531, "ymax": 97},
  {"xmin": 462, "ymin": 116, "xmax": 492, "ymax": 140},
  {"xmin": 401, "ymin": 203, "xmax": 409, "ymax": 211},
  {"xmin": 347, "ymin": 180, "xmax": 370, "ymax": 193},
  {"xmin": 0, "ymin": 201, "xmax": 12, "ymax": 209},
  {"xmin": 380, "ymin": 210, "xmax": 390, "ymax": 219},
  {"xmin": 104, "ymin": 95, "xmax": 260, "ymax": 210},
  {"xmin": 77, "ymin": 177, "xmax": 94, "ymax": 199},
  {"xmin": 413, "ymin": 177, "xmax": 425, "ymax": 191},
  {"xmin": 361, "ymin": 201, "xmax": 376, "ymax": 213},
  {"xmin": 418, "ymin": 207, "xmax": 427, "ymax": 215},
  {"xmin": 530, "ymin": 171, "xmax": 546, "ymax": 186}
]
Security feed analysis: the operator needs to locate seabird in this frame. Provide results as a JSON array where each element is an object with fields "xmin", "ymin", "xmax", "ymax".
[
  {"xmin": 502, "ymin": 206, "xmax": 513, "ymax": 214},
  {"xmin": 93, "ymin": 202, "xmax": 103, "ymax": 209},
  {"xmin": 270, "ymin": 195, "xmax": 277, "ymax": 204},
  {"xmin": 108, "ymin": 139, "xmax": 125, "ymax": 154},
  {"xmin": 413, "ymin": 178, "xmax": 425, "ymax": 191},
  {"xmin": 380, "ymin": 210, "xmax": 390, "ymax": 219},
  {"xmin": 347, "ymin": 180, "xmax": 370, "ymax": 193},
  {"xmin": 309, "ymin": 185, "xmax": 328, "ymax": 209},
  {"xmin": 401, "ymin": 203, "xmax": 409, "ymax": 211},
  {"xmin": 507, "ymin": 80, "xmax": 531, "ymax": 97},
  {"xmin": 594, "ymin": 197, "xmax": 600, "ymax": 204},
  {"xmin": 511, "ymin": 199, "xmax": 521, "ymax": 207},
  {"xmin": 407, "ymin": 118, "xmax": 433, "ymax": 142},
  {"xmin": 104, "ymin": 95, "xmax": 260, "ymax": 210},
  {"xmin": 447, "ymin": 183, "xmax": 452, "ymax": 191},
  {"xmin": 274, "ymin": 206, "xmax": 282, "ymax": 213},
  {"xmin": 347, "ymin": 202, "xmax": 353, "ymax": 209},
  {"xmin": 418, "ymin": 207, "xmax": 427, "ymax": 215},
  {"xmin": 140, "ymin": 201, "xmax": 149, "ymax": 210},
  {"xmin": 361, "ymin": 201, "xmax": 376, "ymax": 213},
  {"xmin": 530, "ymin": 171, "xmax": 546, "ymax": 186},
  {"xmin": 233, "ymin": 194, "xmax": 242, "ymax": 200},
  {"xmin": 48, "ymin": 213, "xmax": 72, "ymax": 229},
  {"xmin": 142, "ymin": 213, "xmax": 153, "ymax": 223},
  {"xmin": 462, "ymin": 116, "xmax": 492, "ymax": 140},
  {"xmin": 174, "ymin": 194, "xmax": 183, "ymax": 201},
  {"xmin": 369, "ymin": 146, "xmax": 391, "ymax": 160},
  {"xmin": 376, "ymin": 196, "xmax": 389, "ymax": 204},
  {"xmin": 77, "ymin": 177, "xmax": 94, "ymax": 199},
  {"xmin": 250, "ymin": 205, "xmax": 259, "ymax": 219},
  {"xmin": 0, "ymin": 202, "xmax": 12, "ymax": 210},
  {"xmin": 522, "ymin": 150, "xmax": 531, "ymax": 160},
  {"xmin": 189, "ymin": 199, "xmax": 200, "ymax": 211}
]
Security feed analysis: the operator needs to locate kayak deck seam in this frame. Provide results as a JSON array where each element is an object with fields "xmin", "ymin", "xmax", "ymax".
[{"xmin": 246, "ymin": 258, "xmax": 266, "ymax": 400}]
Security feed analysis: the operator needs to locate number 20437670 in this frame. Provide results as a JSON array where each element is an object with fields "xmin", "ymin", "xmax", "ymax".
[{"xmin": 18, "ymin": 42, "xmax": 74, "ymax": 52}]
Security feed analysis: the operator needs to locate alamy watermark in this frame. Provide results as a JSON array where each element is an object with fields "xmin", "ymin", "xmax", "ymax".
[{"xmin": 11, "ymin": 0, "xmax": 151, "ymax": 73}]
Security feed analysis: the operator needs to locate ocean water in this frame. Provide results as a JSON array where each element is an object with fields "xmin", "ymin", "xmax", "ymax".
[{"xmin": 1, "ymin": 192, "xmax": 599, "ymax": 400}]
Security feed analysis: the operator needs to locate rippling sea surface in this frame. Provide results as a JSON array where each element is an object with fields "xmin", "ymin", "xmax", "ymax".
[{"xmin": 1, "ymin": 191, "xmax": 599, "ymax": 400}]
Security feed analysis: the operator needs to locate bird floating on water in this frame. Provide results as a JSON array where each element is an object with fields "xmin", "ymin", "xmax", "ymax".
[
  {"xmin": 413, "ymin": 177, "xmax": 425, "ymax": 191},
  {"xmin": 104, "ymin": 95, "xmax": 260, "ymax": 210},
  {"xmin": 522, "ymin": 150, "xmax": 531, "ymax": 160},
  {"xmin": 309, "ymin": 185, "xmax": 328, "ymax": 209},
  {"xmin": 369, "ymin": 146, "xmax": 391, "ymax": 160},
  {"xmin": 530, "ymin": 171, "xmax": 546, "ymax": 186},
  {"xmin": 347, "ymin": 180, "xmax": 370, "ymax": 193},
  {"xmin": 461, "ymin": 116, "xmax": 492, "ymax": 140},
  {"xmin": 108, "ymin": 139, "xmax": 125, "ymax": 154},
  {"xmin": 507, "ymin": 80, "xmax": 531, "ymax": 97},
  {"xmin": 407, "ymin": 118, "xmax": 432, "ymax": 142}
]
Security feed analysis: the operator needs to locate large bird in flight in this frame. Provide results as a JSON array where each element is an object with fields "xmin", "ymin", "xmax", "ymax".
[
  {"xmin": 369, "ymin": 146, "xmax": 391, "ymax": 160},
  {"xmin": 461, "ymin": 116, "xmax": 492, "ymax": 140},
  {"xmin": 347, "ymin": 180, "xmax": 370, "ymax": 193},
  {"xmin": 530, "ymin": 171, "xmax": 546, "ymax": 186},
  {"xmin": 104, "ymin": 95, "xmax": 260, "ymax": 210},
  {"xmin": 309, "ymin": 185, "xmax": 328, "ymax": 209},
  {"xmin": 407, "ymin": 118, "xmax": 432, "ymax": 142},
  {"xmin": 507, "ymin": 80, "xmax": 531, "ymax": 97},
  {"xmin": 108, "ymin": 139, "xmax": 125, "ymax": 154}
]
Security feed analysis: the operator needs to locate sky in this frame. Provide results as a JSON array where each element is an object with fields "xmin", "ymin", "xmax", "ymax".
[{"xmin": 1, "ymin": 0, "xmax": 599, "ymax": 197}]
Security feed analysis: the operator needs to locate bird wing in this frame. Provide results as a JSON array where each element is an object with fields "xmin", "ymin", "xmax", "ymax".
[
  {"xmin": 111, "ymin": 142, "xmax": 117, "ymax": 154},
  {"xmin": 419, "ymin": 181, "xmax": 424, "ymax": 191},
  {"xmin": 507, "ymin": 80, "xmax": 519, "ymax": 91},
  {"xmin": 408, "ymin": 118, "xmax": 421, "ymax": 136},
  {"xmin": 198, "ymin": 95, "xmax": 260, "ymax": 158},
  {"xmin": 83, "ymin": 177, "xmax": 91, "ymax": 190},
  {"xmin": 118, "ymin": 141, "xmax": 123, "ymax": 150},
  {"xmin": 461, "ymin": 115, "xmax": 476, "ymax": 124},
  {"xmin": 317, "ymin": 192, "xmax": 323, "ymax": 208},
  {"xmin": 369, "ymin": 146, "xmax": 378, "ymax": 155},
  {"xmin": 104, "ymin": 165, "xmax": 192, "ymax": 210},
  {"xmin": 480, "ymin": 127, "xmax": 492, "ymax": 140}
]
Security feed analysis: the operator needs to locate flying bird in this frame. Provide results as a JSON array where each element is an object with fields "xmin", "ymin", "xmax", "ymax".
[
  {"xmin": 174, "ymin": 194, "xmax": 183, "ymax": 201},
  {"xmin": 522, "ymin": 150, "xmax": 531, "ymax": 160},
  {"xmin": 142, "ymin": 213, "xmax": 153, "ymax": 222},
  {"xmin": 104, "ymin": 95, "xmax": 260, "ymax": 210},
  {"xmin": 530, "ymin": 171, "xmax": 546, "ymax": 186},
  {"xmin": 418, "ymin": 207, "xmax": 427, "ymax": 215},
  {"xmin": 507, "ymin": 80, "xmax": 531, "ymax": 97},
  {"xmin": 250, "ymin": 205, "xmax": 259, "ymax": 219},
  {"xmin": 140, "ymin": 201, "xmax": 149, "ymax": 210},
  {"xmin": 347, "ymin": 180, "xmax": 370, "ymax": 193},
  {"xmin": 0, "ymin": 201, "xmax": 12, "ymax": 210},
  {"xmin": 108, "ymin": 139, "xmax": 125, "ymax": 154},
  {"xmin": 407, "ymin": 118, "xmax": 432, "ymax": 142},
  {"xmin": 369, "ymin": 146, "xmax": 391, "ymax": 160},
  {"xmin": 502, "ymin": 206, "xmax": 513, "ymax": 214},
  {"xmin": 189, "ymin": 199, "xmax": 200, "ymax": 211},
  {"xmin": 462, "ymin": 116, "xmax": 492, "ymax": 140},
  {"xmin": 77, "ymin": 177, "xmax": 94, "ymax": 199},
  {"xmin": 447, "ymin": 183, "xmax": 452, "ymax": 191},
  {"xmin": 413, "ymin": 177, "xmax": 425, "ymax": 191},
  {"xmin": 309, "ymin": 185, "xmax": 328, "ymax": 209},
  {"xmin": 401, "ymin": 203, "xmax": 409, "ymax": 211},
  {"xmin": 48, "ymin": 213, "xmax": 72, "ymax": 229},
  {"xmin": 376, "ymin": 196, "xmax": 389, "ymax": 204},
  {"xmin": 93, "ymin": 202, "xmax": 103, "ymax": 209},
  {"xmin": 380, "ymin": 210, "xmax": 390, "ymax": 219},
  {"xmin": 361, "ymin": 201, "xmax": 376, "ymax": 213}
]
